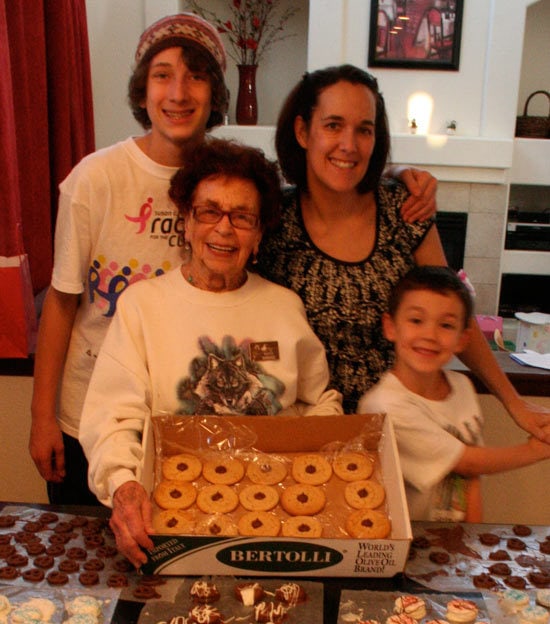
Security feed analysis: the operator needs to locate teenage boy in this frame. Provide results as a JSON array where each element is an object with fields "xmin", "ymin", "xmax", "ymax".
[
  {"xmin": 29, "ymin": 13, "xmax": 229, "ymax": 505},
  {"xmin": 358, "ymin": 265, "xmax": 550, "ymax": 522}
]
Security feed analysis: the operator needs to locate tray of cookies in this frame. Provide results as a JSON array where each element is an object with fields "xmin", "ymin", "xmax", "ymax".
[{"xmin": 139, "ymin": 414, "xmax": 412, "ymax": 577}]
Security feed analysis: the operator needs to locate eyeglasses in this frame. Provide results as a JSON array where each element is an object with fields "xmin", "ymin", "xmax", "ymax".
[{"xmin": 191, "ymin": 205, "xmax": 260, "ymax": 230}]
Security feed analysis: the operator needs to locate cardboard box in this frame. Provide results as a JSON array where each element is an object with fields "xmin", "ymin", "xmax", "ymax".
[
  {"xmin": 515, "ymin": 312, "xmax": 550, "ymax": 354},
  {"xmin": 140, "ymin": 413, "xmax": 412, "ymax": 578}
]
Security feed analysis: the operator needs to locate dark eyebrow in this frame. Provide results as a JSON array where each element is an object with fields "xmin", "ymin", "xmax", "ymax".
[
  {"xmin": 321, "ymin": 114, "xmax": 374, "ymax": 127},
  {"xmin": 201, "ymin": 199, "xmax": 256, "ymax": 213}
]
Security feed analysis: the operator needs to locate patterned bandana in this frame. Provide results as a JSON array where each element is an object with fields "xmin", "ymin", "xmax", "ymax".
[{"xmin": 135, "ymin": 12, "xmax": 227, "ymax": 72}]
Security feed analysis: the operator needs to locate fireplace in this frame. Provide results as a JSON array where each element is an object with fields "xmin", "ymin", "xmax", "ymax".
[{"xmin": 435, "ymin": 211, "xmax": 468, "ymax": 271}]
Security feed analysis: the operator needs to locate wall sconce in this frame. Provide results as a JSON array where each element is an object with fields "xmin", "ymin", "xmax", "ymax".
[{"xmin": 407, "ymin": 92, "xmax": 433, "ymax": 135}]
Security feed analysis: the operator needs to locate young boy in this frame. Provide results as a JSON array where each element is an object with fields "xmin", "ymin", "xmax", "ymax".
[{"xmin": 358, "ymin": 265, "xmax": 550, "ymax": 522}]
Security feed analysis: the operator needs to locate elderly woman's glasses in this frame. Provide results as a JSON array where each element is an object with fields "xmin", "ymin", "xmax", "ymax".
[{"xmin": 192, "ymin": 205, "xmax": 259, "ymax": 230}]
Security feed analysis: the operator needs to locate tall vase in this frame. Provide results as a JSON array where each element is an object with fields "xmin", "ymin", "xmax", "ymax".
[{"xmin": 236, "ymin": 64, "xmax": 258, "ymax": 125}]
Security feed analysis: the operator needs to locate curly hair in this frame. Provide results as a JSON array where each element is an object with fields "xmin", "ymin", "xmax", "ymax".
[
  {"xmin": 275, "ymin": 64, "xmax": 390, "ymax": 194},
  {"xmin": 128, "ymin": 40, "xmax": 229, "ymax": 130},
  {"xmin": 169, "ymin": 138, "xmax": 282, "ymax": 235}
]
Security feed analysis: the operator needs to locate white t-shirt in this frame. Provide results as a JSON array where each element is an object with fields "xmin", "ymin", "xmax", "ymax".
[
  {"xmin": 80, "ymin": 269, "xmax": 343, "ymax": 504},
  {"xmin": 358, "ymin": 370, "xmax": 483, "ymax": 521},
  {"xmin": 52, "ymin": 137, "xmax": 182, "ymax": 437}
]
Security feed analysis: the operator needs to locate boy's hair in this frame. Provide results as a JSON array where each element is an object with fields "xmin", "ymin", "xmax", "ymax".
[{"xmin": 388, "ymin": 266, "xmax": 473, "ymax": 328}]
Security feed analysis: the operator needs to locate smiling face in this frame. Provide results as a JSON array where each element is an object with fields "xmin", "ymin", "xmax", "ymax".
[
  {"xmin": 184, "ymin": 175, "xmax": 263, "ymax": 292},
  {"xmin": 383, "ymin": 288, "xmax": 470, "ymax": 381},
  {"xmin": 142, "ymin": 46, "xmax": 212, "ymax": 162},
  {"xmin": 294, "ymin": 80, "xmax": 377, "ymax": 195}
]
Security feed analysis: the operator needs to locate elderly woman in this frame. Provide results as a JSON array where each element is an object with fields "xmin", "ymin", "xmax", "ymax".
[{"xmin": 79, "ymin": 138, "xmax": 342, "ymax": 566}]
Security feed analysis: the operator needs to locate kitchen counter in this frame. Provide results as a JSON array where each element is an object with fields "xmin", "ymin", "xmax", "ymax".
[{"xmin": 449, "ymin": 351, "xmax": 550, "ymax": 397}]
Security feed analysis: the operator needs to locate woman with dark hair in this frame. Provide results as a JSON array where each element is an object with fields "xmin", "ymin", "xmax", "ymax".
[
  {"xmin": 80, "ymin": 138, "xmax": 342, "ymax": 566},
  {"xmin": 29, "ymin": 13, "xmax": 230, "ymax": 505},
  {"xmin": 258, "ymin": 64, "xmax": 550, "ymax": 441}
]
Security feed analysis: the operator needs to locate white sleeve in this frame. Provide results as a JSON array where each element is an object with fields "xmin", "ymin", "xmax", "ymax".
[
  {"xmin": 358, "ymin": 388, "xmax": 464, "ymax": 492},
  {"xmin": 79, "ymin": 294, "xmax": 151, "ymax": 506}
]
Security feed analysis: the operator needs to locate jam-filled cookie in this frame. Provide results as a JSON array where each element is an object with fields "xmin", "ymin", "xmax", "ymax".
[
  {"xmin": 281, "ymin": 515, "xmax": 323, "ymax": 538},
  {"xmin": 153, "ymin": 509, "xmax": 196, "ymax": 534},
  {"xmin": 239, "ymin": 484, "xmax": 280, "ymax": 511},
  {"xmin": 333, "ymin": 452, "xmax": 374, "ymax": 481},
  {"xmin": 344, "ymin": 479, "xmax": 385, "ymax": 509},
  {"xmin": 196, "ymin": 484, "xmax": 239, "ymax": 514},
  {"xmin": 162, "ymin": 453, "xmax": 203, "ymax": 482},
  {"xmin": 196, "ymin": 514, "xmax": 238, "ymax": 537},
  {"xmin": 246, "ymin": 456, "xmax": 288, "ymax": 485},
  {"xmin": 280, "ymin": 484, "xmax": 326, "ymax": 516},
  {"xmin": 154, "ymin": 480, "xmax": 197, "ymax": 510},
  {"xmin": 345, "ymin": 509, "xmax": 391, "ymax": 539},
  {"xmin": 291, "ymin": 454, "xmax": 332, "ymax": 485},
  {"xmin": 238, "ymin": 511, "xmax": 281, "ymax": 537},
  {"xmin": 203, "ymin": 456, "xmax": 245, "ymax": 485}
]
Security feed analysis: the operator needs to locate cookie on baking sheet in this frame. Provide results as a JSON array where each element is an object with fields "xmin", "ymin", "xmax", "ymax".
[
  {"xmin": 154, "ymin": 480, "xmax": 197, "ymax": 510},
  {"xmin": 345, "ymin": 479, "xmax": 385, "ymax": 509},
  {"xmin": 291, "ymin": 454, "xmax": 332, "ymax": 485},
  {"xmin": 197, "ymin": 514, "xmax": 238, "ymax": 537},
  {"xmin": 280, "ymin": 483, "xmax": 326, "ymax": 516},
  {"xmin": 239, "ymin": 484, "xmax": 279, "ymax": 511},
  {"xmin": 196, "ymin": 484, "xmax": 239, "ymax": 514},
  {"xmin": 333, "ymin": 451, "xmax": 374, "ymax": 481},
  {"xmin": 162, "ymin": 453, "xmax": 202, "ymax": 482},
  {"xmin": 246, "ymin": 456, "xmax": 288, "ymax": 485},
  {"xmin": 238, "ymin": 511, "xmax": 281, "ymax": 537},
  {"xmin": 345, "ymin": 509, "xmax": 391, "ymax": 539},
  {"xmin": 153, "ymin": 509, "xmax": 196, "ymax": 534},
  {"xmin": 281, "ymin": 515, "xmax": 323, "ymax": 538},
  {"xmin": 203, "ymin": 456, "xmax": 245, "ymax": 485}
]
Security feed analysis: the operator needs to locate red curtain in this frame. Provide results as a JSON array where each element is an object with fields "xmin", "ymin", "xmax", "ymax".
[{"xmin": 0, "ymin": 0, "xmax": 95, "ymax": 358}]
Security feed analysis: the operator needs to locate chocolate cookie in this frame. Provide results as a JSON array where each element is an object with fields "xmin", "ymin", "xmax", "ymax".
[
  {"xmin": 25, "ymin": 542, "xmax": 46, "ymax": 556},
  {"xmin": 53, "ymin": 521, "xmax": 74, "ymax": 533},
  {"xmin": 473, "ymin": 573, "xmax": 498, "ymax": 589},
  {"xmin": 540, "ymin": 541, "xmax": 550, "ymax": 555},
  {"xmin": 133, "ymin": 584, "xmax": 161, "ymax": 599},
  {"xmin": 429, "ymin": 551, "xmax": 451, "ymax": 564},
  {"xmin": 489, "ymin": 563, "xmax": 512, "ymax": 576},
  {"xmin": 489, "ymin": 549, "xmax": 511, "ymax": 561},
  {"xmin": 84, "ymin": 533, "xmax": 105, "ymax": 548},
  {"xmin": 0, "ymin": 565, "xmax": 19, "ymax": 579},
  {"xmin": 46, "ymin": 570, "xmax": 69, "ymax": 585},
  {"xmin": 33, "ymin": 554, "xmax": 55, "ymax": 569},
  {"xmin": 113, "ymin": 557, "xmax": 133, "ymax": 572},
  {"xmin": 107, "ymin": 572, "xmax": 129, "ymax": 587},
  {"xmin": 79, "ymin": 570, "xmax": 99, "ymax": 586},
  {"xmin": 479, "ymin": 532, "xmax": 500, "ymax": 546},
  {"xmin": 505, "ymin": 575, "xmax": 528, "ymax": 589},
  {"xmin": 49, "ymin": 533, "xmax": 71, "ymax": 545},
  {"xmin": 411, "ymin": 536, "xmax": 431, "ymax": 549},
  {"xmin": 22, "ymin": 567, "xmax": 45, "ymax": 582},
  {"xmin": 66, "ymin": 547, "xmax": 87, "ymax": 560},
  {"xmin": 0, "ymin": 544, "xmax": 16, "ymax": 558},
  {"xmin": 46, "ymin": 544, "xmax": 65, "ymax": 557},
  {"xmin": 529, "ymin": 572, "xmax": 550, "ymax": 588},
  {"xmin": 70, "ymin": 515, "xmax": 89, "ymax": 528},
  {"xmin": 0, "ymin": 535, "xmax": 12, "ymax": 545},
  {"xmin": 513, "ymin": 524, "xmax": 532, "ymax": 537},
  {"xmin": 6, "ymin": 553, "xmax": 28, "ymax": 567},
  {"xmin": 96, "ymin": 545, "xmax": 117, "ymax": 558},
  {"xmin": 507, "ymin": 538, "xmax": 527, "ymax": 551},
  {"xmin": 0, "ymin": 514, "xmax": 17, "ymax": 528},
  {"xmin": 58, "ymin": 559, "xmax": 80, "ymax": 573},
  {"xmin": 83, "ymin": 558, "xmax": 105, "ymax": 571},
  {"xmin": 23, "ymin": 521, "xmax": 43, "ymax": 533},
  {"xmin": 38, "ymin": 512, "xmax": 59, "ymax": 524}
]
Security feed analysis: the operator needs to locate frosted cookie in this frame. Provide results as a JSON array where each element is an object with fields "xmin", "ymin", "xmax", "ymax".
[
  {"xmin": 189, "ymin": 605, "xmax": 223, "ymax": 624},
  {"xmin": 446, "ymin": 599, "xmax": 478, "ymax": 624},
  {"xmin": 197, "ymin": 514, "xmax": 238, "ymax": 537},
  {"xmin": 10, "ymin": 606, "xmax": 44, "ymax": 623},
  {"xmin": 63, "ymin": 616, "xmax": 100, "ymax": 624},
  {"xmin": 197, "ymin": 484, "xmax": 239, "ymax": 514},
  {"xmin": 154, "ymin": 480, "xmax": 197, "ymax": 509},
  {"xmin": 254, "ymin": 601, "xmax": 287, "ymax": 624},
  {"xmin": 238, "ymin": 511, "xmax": 281, "ymax": 537},
  {"xmin": 153, "ymin": 509, "xmax": 195, "ymax": 534},
  {"xmin": 280, "ymin": 483, "xmax": 326, "ymax": 516},
  {"xmin": 65, "ymin": 595, "xmax": 103, "ymax": 617},
  {"xmin": 0, "ymin": 596, "xmax": 11, "ymax": 619},
  {"xmin": 346, "ymin": 509, "xmax": 391, "ymax": 539},
  {"xmin": 345, "ymin": 479, "xmax": 385, "ymax": 509},
  {"xmin": 499, "ymin": 590, "xmax": 530, "ymax": 614},
  {"xmin": 387, "ymin": 616, "xmax": 417, "ymax": 624},
  {"xmin": 394, "ymin": 596, "xmax": 427, "ymax": 620},
  {"xmin": 162, "ymin": 453, "xmax": 202, "ymax": 482},
  {"xmin": 519, "ymin": 606, "xmax": 550, "ymax": 624},
  {"xmin": 247, "ymin": 457, "xmax": 288, "ymax": 485},
  {"xmin": 239, "ymin": 484, "xmax": 280, "ymax": 511},
  {"xmin": 291, "ymin": 454, "xmax": 332, "ymax": 485},
  {"xmin": 282, "ymin": 515, "xmax": 323, "ymax": 538},
  {"xmin": 203, "ymin": 456, "xmax": 245, "ymax": 485},
  {"xmin": 333, "ymin": 452, "xmax": 374, "ymax": 481},
  {"xmin": 275, "ymin": 582, "xmax": 307, "ymax": 605},
  {"xmin": 536, "ymin": 589, "xmax": 550, "ymax": 608},
  {"xmin": 21, "ymin": 598, "xmax": 57, "ymax": 621},
  {"xmin": 190, "ymin": 580, "xmax": 220, "ymax": 604},
  {"xmin": 235, "ymin": 582, "xmax": 265, "ymax": 606}
]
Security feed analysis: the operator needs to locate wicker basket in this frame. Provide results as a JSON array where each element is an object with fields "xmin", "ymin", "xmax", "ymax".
[{"xmin": 515, "ymin": 90, "xmax": 550, "ymax": 138}]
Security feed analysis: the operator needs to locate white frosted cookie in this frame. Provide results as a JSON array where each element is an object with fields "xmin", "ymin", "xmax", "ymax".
[
  {"xmin": 446, "ymin": 599, "xmax": 479, "ymax": 624},
  {"xmin": 394, "ymin": 596, "xmax": 427, "ymax": 620},
  {"xmin": 162, "ymin": 453, "xmax": 202, "ymax": 481}
]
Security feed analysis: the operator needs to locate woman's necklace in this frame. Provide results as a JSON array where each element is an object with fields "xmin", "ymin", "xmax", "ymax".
[{"xmin": 181, "ymin": 264, "xmax": 247, "ymax": 291}]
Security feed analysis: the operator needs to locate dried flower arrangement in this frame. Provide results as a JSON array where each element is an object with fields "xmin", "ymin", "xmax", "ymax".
[{"xmin": 186, "ymin": 0, "xmax": 300, "ymax": 66}]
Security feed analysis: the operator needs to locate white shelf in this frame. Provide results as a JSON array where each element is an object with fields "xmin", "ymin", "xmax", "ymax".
[
  {"xmin": 501, "ymin": 249, "xmax": 549, "ymax": 274},
  {"xmin": 511, "ymin": 138, "xmax": 550, "ymax": 184}
]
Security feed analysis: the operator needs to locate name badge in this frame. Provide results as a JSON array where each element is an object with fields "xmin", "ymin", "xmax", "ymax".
[{"xmin": 249, "ymin": 341, "xmax": 280, "ymax": 362}]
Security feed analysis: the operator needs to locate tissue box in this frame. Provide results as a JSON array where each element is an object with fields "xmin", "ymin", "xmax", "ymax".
[
  {"xmin": 476, "ymin": 315, "xmax": 503, "ymax": 343},
  {"xmin": 515, "ymin": 312, "xmax": 550, "ymax": 354}
]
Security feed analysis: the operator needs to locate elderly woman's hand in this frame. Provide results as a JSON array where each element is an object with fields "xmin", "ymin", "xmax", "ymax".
[
  {"xmin": 109, "ymin": 481, "xmax": 155, "ymax": 568},
  {"xmin": 387, "ymin": 165, "xmax": 438, "ymax": 223}
]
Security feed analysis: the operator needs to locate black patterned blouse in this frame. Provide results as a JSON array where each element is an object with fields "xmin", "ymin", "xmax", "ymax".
[{"xmin": 257, "ymin": 179, "xmax": 434, "ymax": 413}]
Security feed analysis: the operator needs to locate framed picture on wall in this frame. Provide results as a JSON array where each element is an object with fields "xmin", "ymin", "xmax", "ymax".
[{"xmin": 368, "ymin": 0, "xmax": 463, "ymax": 70}]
